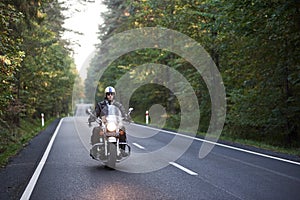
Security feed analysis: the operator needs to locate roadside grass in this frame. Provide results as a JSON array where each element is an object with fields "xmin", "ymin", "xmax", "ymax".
[
  {"xmin": 0, "ymin": 118, "xmax": 55, "ymax": 168},
  {"xmin": 218, "ymin": 134, "xmax": 300, "ymax": 156},
  {"xmin": 134, "ymin": 118, "xmax": 300, "ymax": 157},
  {"xmin": 202, "ymin": 132, "xmax": 300, "ymax": 157}
]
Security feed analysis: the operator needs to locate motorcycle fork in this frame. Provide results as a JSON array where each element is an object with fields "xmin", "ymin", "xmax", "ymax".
[
  {"xmin": 104, "ymin": 139, "xmax": 108, "ymax": 156},
  {"xmin": 116, "ymin": 139, "xmax": 120, "ymax": 156},
  {"xmin": 105, "ymin": 139, "xmax": 119, "ymax": 156}
]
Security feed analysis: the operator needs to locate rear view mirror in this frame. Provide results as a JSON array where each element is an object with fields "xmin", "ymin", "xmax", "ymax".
[{"xmin": 86, "ymin": 108, "xmax": 92, "ymax": 115}]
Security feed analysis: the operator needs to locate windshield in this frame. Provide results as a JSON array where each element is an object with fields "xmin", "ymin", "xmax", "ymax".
[
  {"xmin": 101, "ymin": 105, "xmax": 122, "ymax": 118},
  {"xmin": 107, "ymin": 105, "xmax": 122, "ymax": 117}
]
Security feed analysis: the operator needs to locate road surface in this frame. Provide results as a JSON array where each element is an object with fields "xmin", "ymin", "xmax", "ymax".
[{"xmin": 1, "ymin": 104, "xmax": 300, "ymax": 200}]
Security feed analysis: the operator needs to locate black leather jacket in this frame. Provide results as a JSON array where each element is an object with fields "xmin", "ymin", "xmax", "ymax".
[{"xmin": 95, "ymin": 99, "xmax": 127, "ymax": 119}]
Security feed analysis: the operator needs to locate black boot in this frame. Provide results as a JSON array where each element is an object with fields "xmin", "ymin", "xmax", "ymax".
[
  {"xmin": 90, "ymin": 148, "xmax": 96, "ymax": 159},
  {"xmin": 119, "ymin": 134, "xmax": 126, "ymax": 150},
  {"xmin": 91, "ymin": 127, "xmax": 101, "ymax": 145}
]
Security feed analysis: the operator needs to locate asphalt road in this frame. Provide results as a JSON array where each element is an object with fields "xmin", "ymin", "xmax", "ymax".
[{"xmin": 1, "ymin": 104, "xmax": 300, "ymax": 199}]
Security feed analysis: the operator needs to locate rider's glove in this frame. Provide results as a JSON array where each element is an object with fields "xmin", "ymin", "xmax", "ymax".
[
  {"xmin": 124, "ymin": 114, "xmax": 132, "ymax": 122},
  {"xmin": 88, "ymin": 115, "xmax": 96, "ymax": 126}
]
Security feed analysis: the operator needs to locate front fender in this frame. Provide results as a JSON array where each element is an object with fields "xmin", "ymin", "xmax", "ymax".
[{"xmin": 108, "ymin": 137, "xmax": 117, "ymax": 143}]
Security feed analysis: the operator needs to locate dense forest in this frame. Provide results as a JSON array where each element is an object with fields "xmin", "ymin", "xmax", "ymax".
[
  {"xmin": 0, "ymin": 0, "xmax": 299, "ymax": 160},
  {"xmin": 0, "ymin": 0, "xmax": 77, "ymax": 158},
  {"xmin": 85, "ymin": 0, "xmax": 300, "ymax": 148}
]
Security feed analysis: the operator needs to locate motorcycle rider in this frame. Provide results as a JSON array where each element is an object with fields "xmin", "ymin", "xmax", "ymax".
[{"xmin": 89, "ymin": 86, "xmax": 129, "ymax": 157}]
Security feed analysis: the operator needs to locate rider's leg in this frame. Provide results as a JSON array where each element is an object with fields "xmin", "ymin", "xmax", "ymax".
[
  {"xmin": 91, "ymin": 126, "xmax": 101, "ymax": 145},
  {"xmin": 119, "ymin": 129, "xmax": 126, "ymax": 150}
]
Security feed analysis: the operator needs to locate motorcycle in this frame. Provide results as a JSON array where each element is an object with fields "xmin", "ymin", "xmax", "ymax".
[{"xmin": 86, "ymin": 105, "xmax": 133, "ymax": 168}]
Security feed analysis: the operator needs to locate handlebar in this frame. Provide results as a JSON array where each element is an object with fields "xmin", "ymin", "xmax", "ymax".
[{"xmin": 86, "ymin": 107, "xmax": 133, "ymax": 126}]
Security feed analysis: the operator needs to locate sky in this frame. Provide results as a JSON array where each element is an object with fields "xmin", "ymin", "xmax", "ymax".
[{"xmin": 61, "ymin": 0, "xmax": 107, "ymax": 79}]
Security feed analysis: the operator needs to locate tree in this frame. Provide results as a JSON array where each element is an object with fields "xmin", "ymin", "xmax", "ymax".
[
  {"xmin": 87, "ymin": 0, "xmax": 300, "ymax": 147},
  {"xmin": 0, "ymin": 0, "xmax": 77, "ymax": 152}
]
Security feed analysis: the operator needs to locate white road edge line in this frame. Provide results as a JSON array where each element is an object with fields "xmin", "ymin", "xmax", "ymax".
[
  {"xmin": 169, "ymin": 162, "xmax": 198, "ymax": 176},
  {"xmin": 133, "ymin": 123, "xmax": 300, "ymax": 166},
  {"xmin": 133, "ymin": 142, "xmax": 145, "ymax": 150},
  {"xmin": 20, "ymin": 118, "xmax": 64, "ymax": 200}
]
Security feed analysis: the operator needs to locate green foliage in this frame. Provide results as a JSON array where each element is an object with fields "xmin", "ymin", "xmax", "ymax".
[
  {"xmin": 85, "ymin": 0, "xmax": 300, "ymax": 149},
  {"xmin": 0, "ymin": 0, "xmax": 77, "ymax": 161},
  {"xmin": 221, "ymin": 0, "xmax": 300, "ymax": 147}
]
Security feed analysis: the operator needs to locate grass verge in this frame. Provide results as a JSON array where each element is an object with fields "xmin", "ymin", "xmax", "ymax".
[
  {"xmin": 0, "ymin": 118, "xmax": 56, "ymax": 168},
  {"xmin": 135, "ymin": 119, "xmax": 300, "ymax": 157},
  {"xmin": 219, "ymin": 134, "xmax": 300, "ymax": 156}
]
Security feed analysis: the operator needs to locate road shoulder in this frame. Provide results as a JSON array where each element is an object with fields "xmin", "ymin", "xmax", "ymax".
[{"xmin": 0, "ymin": 119, "xmax": 60, "ymax": 200}]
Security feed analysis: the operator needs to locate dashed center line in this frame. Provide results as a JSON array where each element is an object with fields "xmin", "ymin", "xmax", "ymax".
[
  {"xmin": 169, "ymin": 162, "xmax": 198, "ymax": 176},
  {"xmin": 131, "ymin": 142, "xmax": 198, "ymax": 176},
  {"xmin": 133, "ymin": 142, "xmax": 145, "ymax": 150}
]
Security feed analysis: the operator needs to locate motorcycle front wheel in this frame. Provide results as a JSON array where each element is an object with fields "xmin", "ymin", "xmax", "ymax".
[{"xmin": 107, "ymin": 143, "xmax": 117, "ymax": 168}]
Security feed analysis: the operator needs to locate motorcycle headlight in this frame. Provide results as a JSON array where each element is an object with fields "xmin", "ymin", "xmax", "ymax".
[{"xmin": 107, "ymin": 122, "xmax": 117, "ymax": 132}]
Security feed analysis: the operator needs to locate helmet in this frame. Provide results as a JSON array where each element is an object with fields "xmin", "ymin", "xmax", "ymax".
[{"xmin": 104, "ymin": 86, "xmax": 116, "ymax": 95}]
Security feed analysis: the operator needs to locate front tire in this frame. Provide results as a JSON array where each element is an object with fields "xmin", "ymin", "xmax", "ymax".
[{"xmin": 107, "ymin": 143, "xmax": 117, "ymax": 168}]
